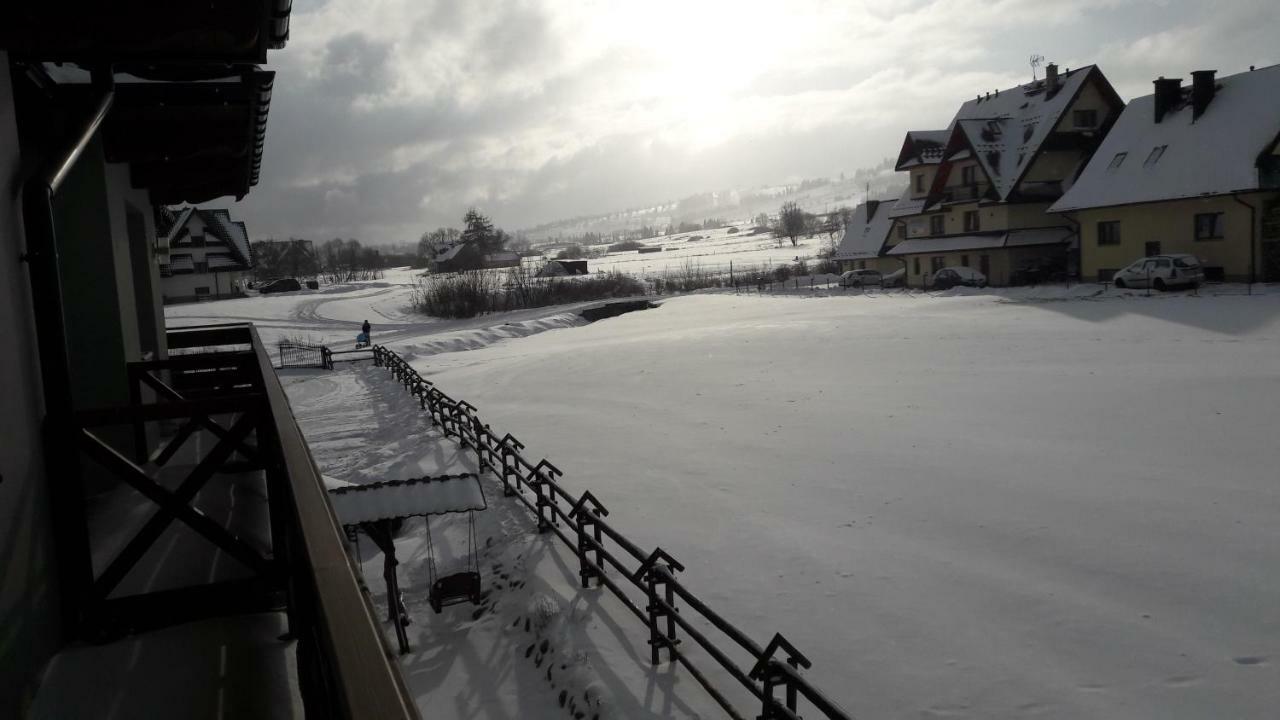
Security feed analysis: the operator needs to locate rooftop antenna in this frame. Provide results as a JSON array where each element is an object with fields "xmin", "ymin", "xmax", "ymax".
[{"xmin": 1030, "ymin": 54, "xmax": 1045, "ymax": 81}]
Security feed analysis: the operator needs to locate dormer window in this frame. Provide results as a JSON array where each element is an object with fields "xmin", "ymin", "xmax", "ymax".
[
  {"xmin": 1106, "ymin": 152, "xmax": 1127, "ymax": 171},
  {"xmin": 1073, "ymin": 109, "xmax": 1098, "ymax": 128},
  {"xmin": 1143, "ymin": 145, "xmax": 1168, "ymax": 167},
  {"xmin": 914, "ymin": 173, "xmax": 925, "ymax": 192},
  {"xmin": 961, "ymin": 165, "xmax": 977, "ymax": 186}
]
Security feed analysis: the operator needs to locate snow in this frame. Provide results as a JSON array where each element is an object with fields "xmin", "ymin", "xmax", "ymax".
[
  {"xmin": 172, "ymin": 284, "xmax": 1280, "ymax": 719},
  {"xmin": 1051, "ymin": 63, "xmax": 1280, "ymax": 212},
  {"xmin": 328, "ymin": 474, "xmax": 487, "ymax": 525}
]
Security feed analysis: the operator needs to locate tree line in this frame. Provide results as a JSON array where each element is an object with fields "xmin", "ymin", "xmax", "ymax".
[{"xmin": 252, "ymin": 237, "xmax": 413, "ymax": 282}]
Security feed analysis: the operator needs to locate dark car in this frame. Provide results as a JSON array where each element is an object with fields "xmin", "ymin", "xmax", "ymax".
[
  {"xmin": 258, "ymin": 277, "xmax": 302, "ymax": 294},
  {"xmin": 930, "ymin": 266, "xmax": 987, "ymax": 289}
]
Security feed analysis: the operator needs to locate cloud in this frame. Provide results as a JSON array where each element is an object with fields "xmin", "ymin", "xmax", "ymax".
[{"xmin": 229, "ymin": 0, "xmax": 1278, "ymax": 244}]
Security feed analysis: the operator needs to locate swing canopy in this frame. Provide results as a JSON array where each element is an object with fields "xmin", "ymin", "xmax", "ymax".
[{"xmin": 326, "ymin": 473, "xmax": 486, "ymax": 526}]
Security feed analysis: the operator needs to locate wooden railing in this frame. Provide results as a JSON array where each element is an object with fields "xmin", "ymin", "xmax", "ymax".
[
  {"xmin": 372, "ymin": 344, "xmax": 854, "ymax": 720},
  {"xmin": 69, "ymin": 324, "xmax": 418, "ymax": 720}
]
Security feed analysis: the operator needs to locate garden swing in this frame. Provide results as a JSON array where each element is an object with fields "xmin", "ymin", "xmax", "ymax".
[
  {"xmin": 425, "ymin": 508, "xmax": 482, "ymax": 613},
  {"xmin": 326, "ymin": 473, "xmax": 487, "ymax": 653}
]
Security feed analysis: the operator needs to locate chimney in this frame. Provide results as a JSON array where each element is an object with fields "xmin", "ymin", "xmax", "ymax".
[
  {"xmin": 866, "ymin": 199, "xmax": 881, "ymax": 219},
  {"xmin": 1153, "ymin": 77, "xmax": 1183, "ymax": 123},
  {"xmin": 1045, "ymin": 63, "xmax": 1060, "ymax": 93},
  {"xmin": 1191, "ymin": 69, "xmax": 1217, "ymax": 120}
]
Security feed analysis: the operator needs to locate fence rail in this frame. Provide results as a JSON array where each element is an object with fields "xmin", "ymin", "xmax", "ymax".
[{"xmin": 371, "ymin": 344, "xmax": 853, "ymax": 720}]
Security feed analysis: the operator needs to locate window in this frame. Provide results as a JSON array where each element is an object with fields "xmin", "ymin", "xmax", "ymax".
[
  {"xmin": 979, "ymin": 255, "xmax": 990, "ymax": 277},
  {"xmin": 960, "ymin": 254, "xmax": 970, "ymax": 267},
  {"xmin": 913, "ymin": 257, "xmax": 921, "ymax": 275},
  {"xmin": 914, "ymin": 173, "xmax": 924, "ymax": 192},
  {"xmin": 1097, "ymin": 221, "xmax": 1121, "ymax": 246},
  {"xmin": 194, "ymin": 261, "xmax": 209, "ymax": 273},
  {"xmin": 963, "ymin": 210, "xmax": 979, "ymax": 232},
  {"xmin": 961, "ymin": 165, "xmax": 977, "ymax": 185},
  {"xmin": 1107, "ymin": 152, "xmax": 1127, "ymax": 170},
  {"xmin": 1073, "ymin": 109, "xmax": 1098, "ymax": 128},
  {"xmin": 931, "ymin": 256, "xmax": 946, "ymax": 273},
  {"xmin": 1143, "ymin": 144, "xmax": 1168, "ymax": 167},
  {"xmin": 1194, "ymin": 212, "xmax": 1225, "ymax": 240},
  {"xmin": 897, "ymin": 223, "xmax": 907, "ymax": 239},
  {"xmin": 930, "ymin": 215, "xmax": 945, "ymax": 235},
  {"xmin": 191, "ymin": 234, "xmax": 206, "ymax": 248}
]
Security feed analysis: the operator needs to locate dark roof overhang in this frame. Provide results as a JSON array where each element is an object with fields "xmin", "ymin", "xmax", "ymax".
[
  {"xmin": 58, "ymin": 71, "xmax": 274, "ymax": 204},
  {"xmin": 0, "ymin": 1, "xmax": 291, "ymax": 67}
]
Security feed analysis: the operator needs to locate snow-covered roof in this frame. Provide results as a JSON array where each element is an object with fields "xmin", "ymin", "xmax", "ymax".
[
  {"xmin": 945, "ymin": 66, "xmax": 1103, "ymax": 202},
  {"xmin": 1005, "ymin": 226, "xmax": 1075, "ymax": 247},
  {"xmin": 895, "ymin": 130, "xmax": 950, "ymax": 169},
  {"xmin": 434, "ymin": 243, "xmax": 469, "ymax": 262},
  {"xmin": 887, "ymin": 234, "xmax": 1005, "ymax": 255},
  {"xmin": 833, "ymin": 199, "xmax": 897, "ymax": 260},
  {"xmin": 887, "ymin": 189, "xmax": 930, "ymax": 218},
  {"xmin": 201, "ymin": 209, "xmax": 253, "ymax": 267},
  {"xmin": 1051, "ymin": 64, "xmax": 1280, "ymax": 212},
  {"xmin": 886, "ymin": 226, "xmax": 1073, "ymax": 255},
  {"xmin": 206, "ymin": 253, "xmax": 241, "ymax": 270},
  {"xmin": 327, "ymin": 474, "xmax": 487, "ymax": 526}
]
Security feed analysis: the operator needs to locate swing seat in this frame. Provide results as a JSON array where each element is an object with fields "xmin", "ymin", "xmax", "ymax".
[{"xmin": 429, "ymin": 571, "xmax": 482, "ymax": 613}]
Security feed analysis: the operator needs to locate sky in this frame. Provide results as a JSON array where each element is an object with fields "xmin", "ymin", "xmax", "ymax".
[{"xmin": 231, "ymin": 0, "xmax": 1278, "ymax": 245}]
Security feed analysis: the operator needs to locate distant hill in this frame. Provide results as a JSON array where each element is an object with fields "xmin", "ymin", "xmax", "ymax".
[{"xmin": 521, "ymin": 158, "xmax": 905, "ymax": 245}]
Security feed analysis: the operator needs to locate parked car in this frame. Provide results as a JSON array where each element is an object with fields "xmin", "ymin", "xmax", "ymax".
[
  {"xmin": 880, "ymin": 268, "xmax": 907, "ymax": 288},
  {"xmin": 258, "ymin": 277, "xmax": 302, "ymax": 294},
  {"xmin": 1111, "ymin": 254, "xmax": 1203, "ymax": 291},
  {"xmin": 930, "ymin": 266, "xmax": 987, "ymax": 289},
  {"xmin": 839, "ymin": 269, "xmax": 882, "ymax": 288}
]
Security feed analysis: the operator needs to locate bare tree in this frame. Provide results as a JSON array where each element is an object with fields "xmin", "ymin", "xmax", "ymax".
[{"xmin": 778, "ymin": 201, "xmax": 807, "ymax": 247}]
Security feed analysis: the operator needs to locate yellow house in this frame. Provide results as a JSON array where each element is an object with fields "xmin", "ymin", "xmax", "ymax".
[
  {"xmin": 1052, "ymin": 65, "xmax": 1280, "ymax": 283},
  {"xmin": 886, "ymin": 64, "xmax": 1125, "ymax": 286}
]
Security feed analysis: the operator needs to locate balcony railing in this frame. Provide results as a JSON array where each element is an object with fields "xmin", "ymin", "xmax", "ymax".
[{"xmin": 63, "ymin": 323, "xmax": 418, "ymax": 719}]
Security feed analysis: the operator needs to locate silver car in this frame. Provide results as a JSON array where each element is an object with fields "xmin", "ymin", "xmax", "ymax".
[{"xmin": 1112, "ymin": 254, "xmax": 1203, "ymax": 291}]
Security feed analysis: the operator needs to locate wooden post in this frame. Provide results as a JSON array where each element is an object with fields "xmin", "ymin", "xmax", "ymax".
[
  {"xmin": 749, "ymin": 633, "xmax": 813, "ymax": 720},
  {"xmin": 569, "ymin": 492, "xmax": 609, "ymax": 588},
  {"xmin": 633, "ymin": 548, "xmax": 685, "ymax": 665}
]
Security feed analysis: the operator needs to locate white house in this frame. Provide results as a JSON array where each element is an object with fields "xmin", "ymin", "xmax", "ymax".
[{"xmin": 157, "ymin": 206, "xmax": 254, "ymax": 303}]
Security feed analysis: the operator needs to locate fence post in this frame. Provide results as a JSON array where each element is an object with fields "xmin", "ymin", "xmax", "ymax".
[
  {"xmin": 569, "ymin": 491, "xmax": 609, "ymax": 588},
  {"xmin": 499, "ymin": 434, "xmax": 524, "ymax": 496},
  {"xmin": 531, "ymin": 459, "xmax": 562, "ymax": 532},
  {"xmin": 634, "ymin": 548, "xmax": 685, "ymax": 665},
  {"xmin": 749, "ymin": 633, "xmax": 813, "ymax": 719}
]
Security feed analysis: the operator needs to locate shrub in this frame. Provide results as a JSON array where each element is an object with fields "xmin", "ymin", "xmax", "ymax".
[
  {"xmin": 607, "ymin": 240, "xmax": 644, "ymax": 253},
  {"xmin": 411, "ymin": 268, "xmax": 646, "ymax": 319}
]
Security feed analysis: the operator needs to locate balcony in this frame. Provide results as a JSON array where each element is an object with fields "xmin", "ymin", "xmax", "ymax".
[
  {"xmin": 32, "ymin": 323, "xmax": 417, "ymax": 719},
  {"xmin": 944, "ymin": 183, "xmax": 987, "ymax": 203}
]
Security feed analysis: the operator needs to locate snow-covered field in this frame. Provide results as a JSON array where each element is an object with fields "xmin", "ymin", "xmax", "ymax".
[
  {"xmin": 580, "ymin": 226, "xmax": 826, "ymax": 278},
  {"xmin": 169, "ymin": 283, "xmax": 1280, "ymax": 719}
]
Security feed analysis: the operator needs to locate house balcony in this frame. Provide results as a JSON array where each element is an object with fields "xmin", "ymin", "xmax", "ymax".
[
  {"xmin": 31, "ymin": 323, "xmax": 417, "ymax": 720},
  {"xmin": 944, "ymin": 183, "xmax": 987, "ymax": 203}
]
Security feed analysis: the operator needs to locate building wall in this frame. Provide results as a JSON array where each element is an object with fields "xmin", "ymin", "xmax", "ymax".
[
  {"xmin": 1075, "ymin": 192, "xmax": 1278, "ymax": 282},
  {"xmin": 162, "ymin": 269, "xmax": 251, "ymax": 303},
  {"xmin": 1052, "ymin": 76, "xmax": 1114, "ymax": 133},
  {"xmin": 0, "ymin": 50, "xmax": 64, "ymax": 718}
]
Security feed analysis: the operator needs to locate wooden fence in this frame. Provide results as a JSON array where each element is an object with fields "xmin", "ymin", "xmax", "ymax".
[{"xmin": 371, "ymin": 344, "xmax": 853, "ymax": 720}]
